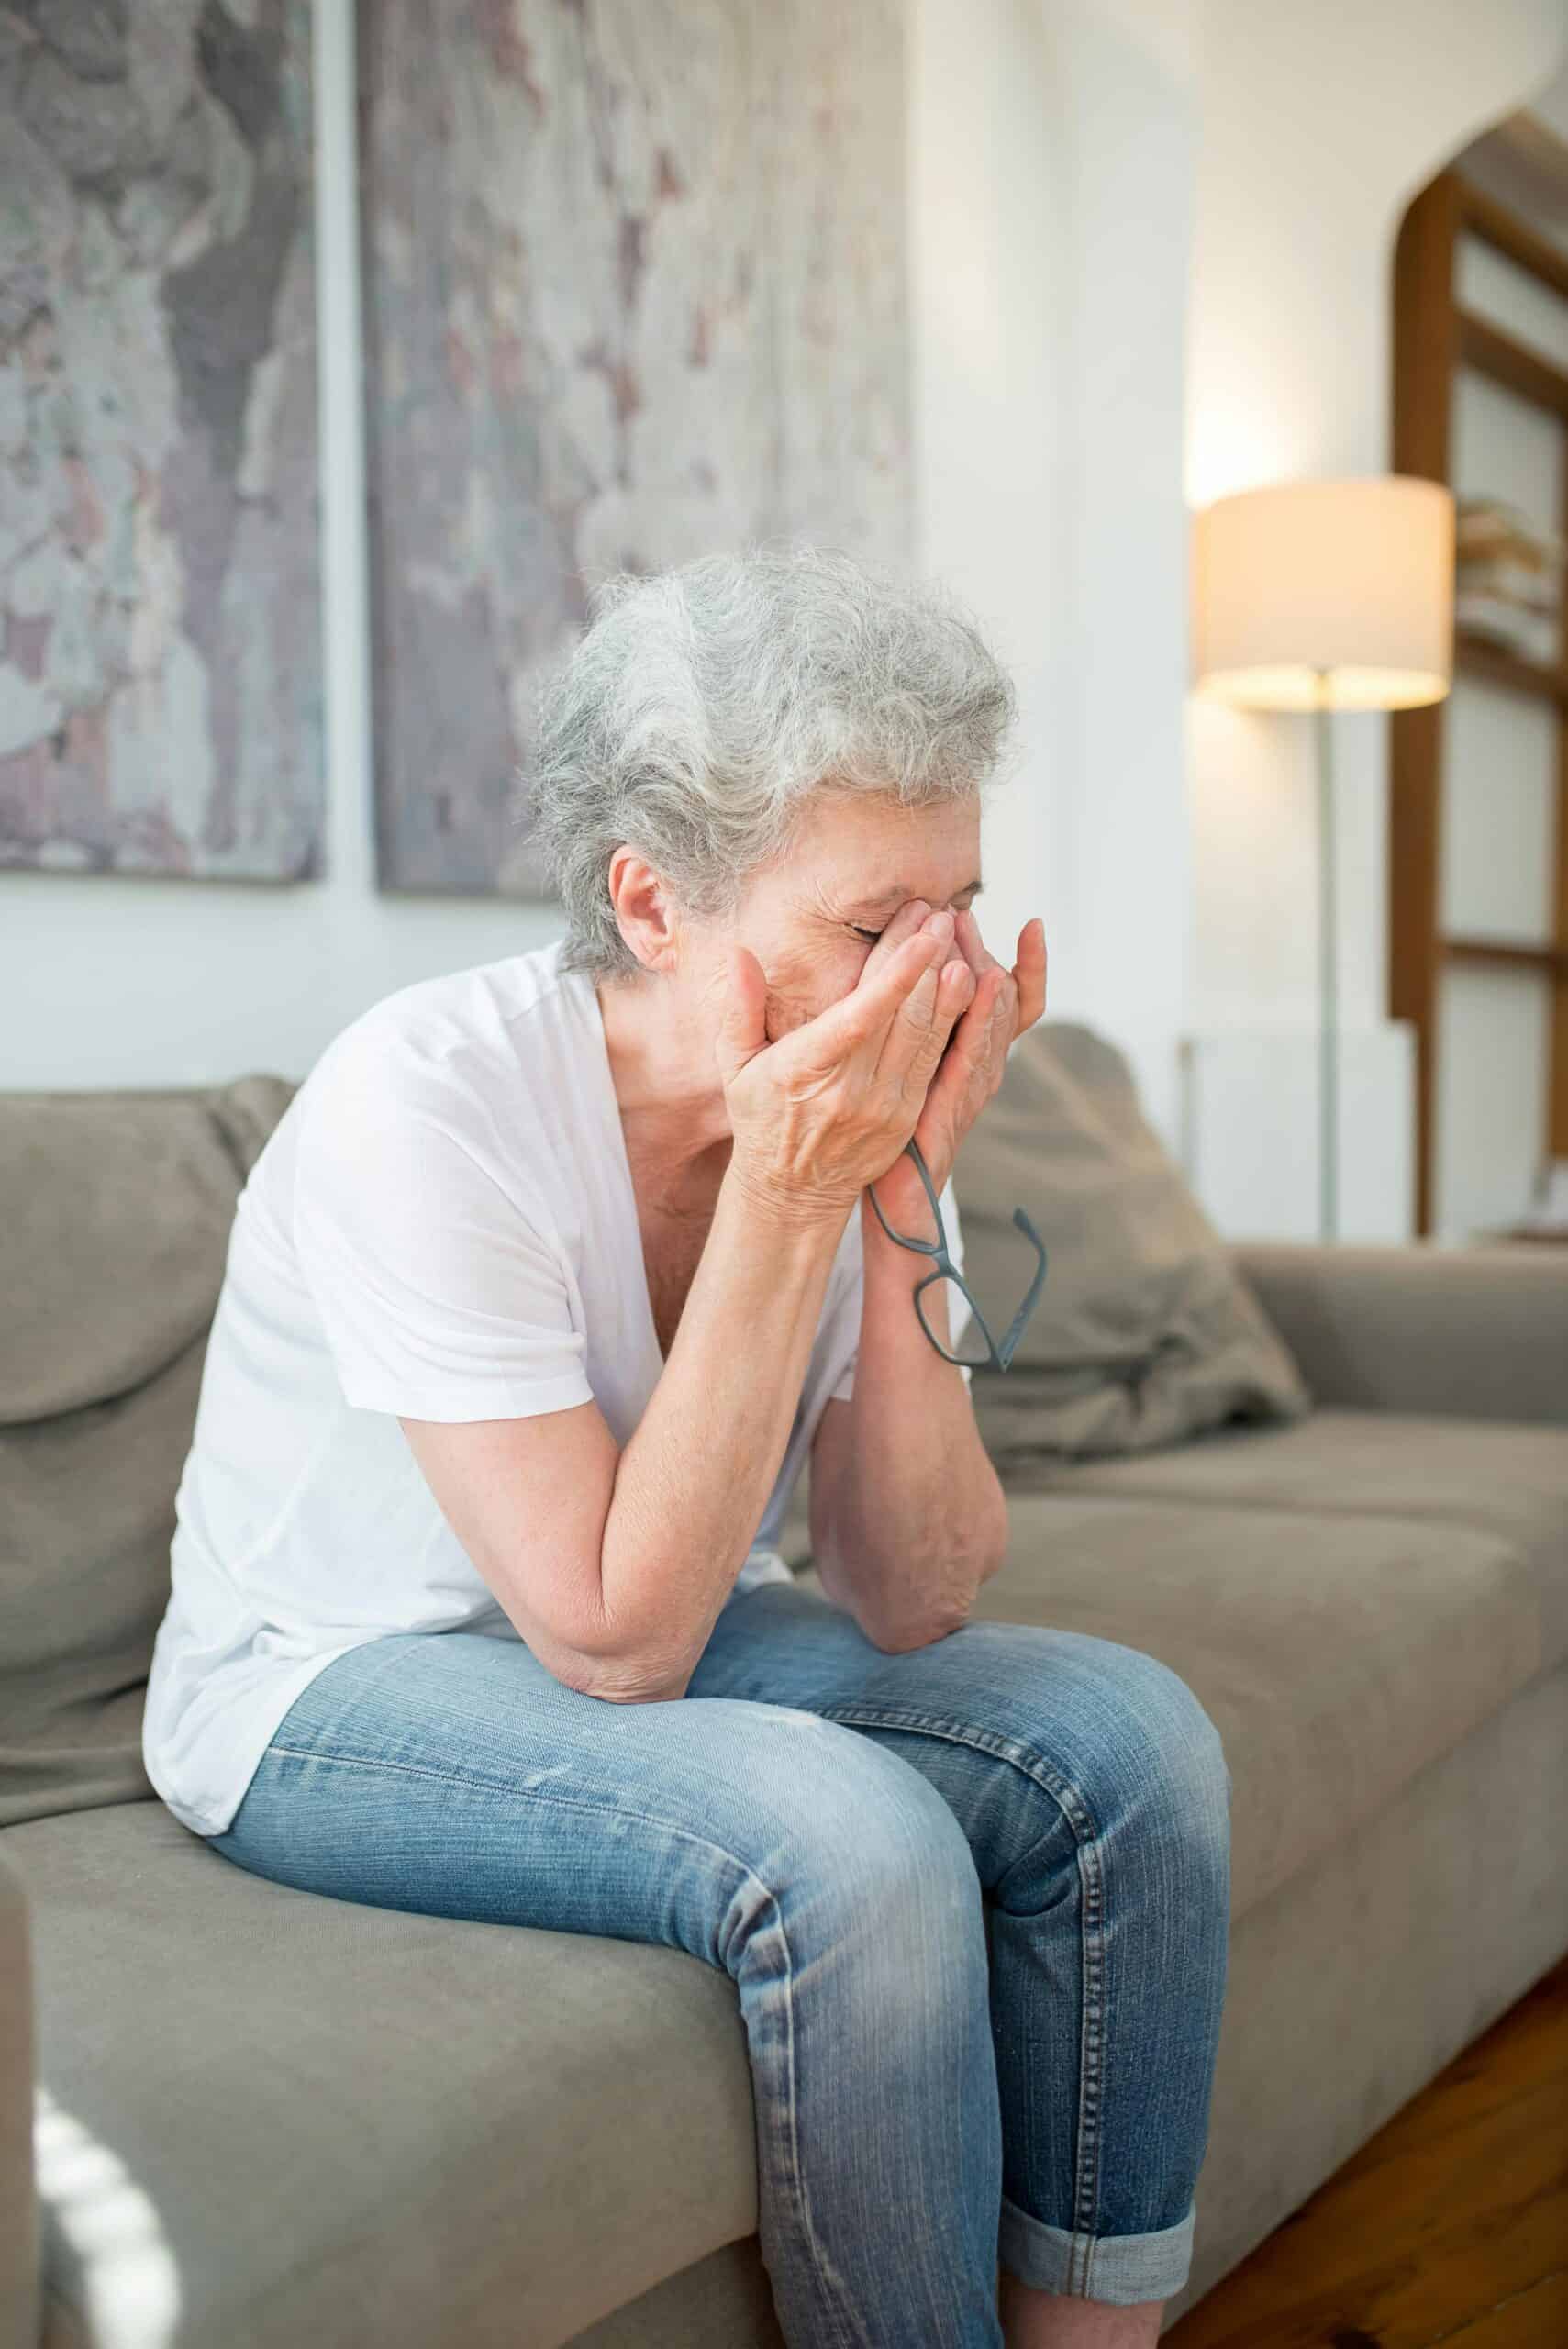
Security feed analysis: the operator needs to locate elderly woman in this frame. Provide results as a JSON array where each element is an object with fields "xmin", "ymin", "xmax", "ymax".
[{"xmin": 143, "ymin": 544, "xmax": 1230, "ymax": 2349}]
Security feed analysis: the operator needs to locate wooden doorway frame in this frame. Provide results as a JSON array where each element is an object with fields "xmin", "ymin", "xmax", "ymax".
[{"xmin": 1390, "ymin": 168, "xmax": 1568, "ymax": 1235}]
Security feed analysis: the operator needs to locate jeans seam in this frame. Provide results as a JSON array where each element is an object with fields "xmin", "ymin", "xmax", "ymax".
[
  {"xmin": 811, "ymin": 1701, "xmax": 1107, "ymax": 2288},
  {"xmin": 255, "ymin": 1740, "xmax": 866, "ymax": 2343}
]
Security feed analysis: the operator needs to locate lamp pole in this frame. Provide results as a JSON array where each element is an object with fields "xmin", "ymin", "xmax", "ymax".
[{"xmin": 1313, "ymin": 668, "xmax": 1338, "ymax": 1243}]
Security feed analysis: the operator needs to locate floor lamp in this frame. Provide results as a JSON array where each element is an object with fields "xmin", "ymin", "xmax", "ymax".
[{"xmin": 1191, "ymin": 478, "xmax": 1455, "ymax": 1241}]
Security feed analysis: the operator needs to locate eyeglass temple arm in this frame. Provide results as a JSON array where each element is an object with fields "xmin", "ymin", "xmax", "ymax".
[
  {"xmin": 881, "ymin": 1140, "xmax": 1051, "ymax": 1366},
  {"xmin": 945, "ymin": 1210, "xmax": 1046, "ymax": 1359}
]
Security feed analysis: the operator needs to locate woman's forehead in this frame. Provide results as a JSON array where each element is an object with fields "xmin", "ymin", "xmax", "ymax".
[
  {"xmin": 792, "ymin": 793, "xmax": 983, "ymax": 898},
  {"xmin": 845, "ymin": 874, "xmax": 984, "ymax": 911}
]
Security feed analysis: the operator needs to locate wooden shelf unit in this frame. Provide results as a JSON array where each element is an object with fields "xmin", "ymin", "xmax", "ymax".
[{"xmin": 1390, "ymin": 168, "xmax": 1568, "ymax": 1236}]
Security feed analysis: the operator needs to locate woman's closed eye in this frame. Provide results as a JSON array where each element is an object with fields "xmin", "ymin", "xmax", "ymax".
[{"xmin": 853, "ymin": 901, "xmax": 977, "ymax": 947}]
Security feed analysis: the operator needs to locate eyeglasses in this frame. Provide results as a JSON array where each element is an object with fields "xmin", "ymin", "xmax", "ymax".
[{"xmin": 866, "ymin": 1137, "xmax": 1047, "ymax": 1372}]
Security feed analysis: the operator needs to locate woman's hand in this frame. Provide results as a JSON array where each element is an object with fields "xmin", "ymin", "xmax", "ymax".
[
  {"xmin": 717, "ymin": 918, "xmax": 973, "ymax": 1225},
  {"xmin": 861, "ymin": 899, "xmax": 1047, "ymax": 1232}
]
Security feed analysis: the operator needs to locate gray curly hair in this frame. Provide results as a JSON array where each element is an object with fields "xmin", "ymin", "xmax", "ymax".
[{"xmin": 521, "ymin": 539, "xmax": 1021, "ymax": 986}]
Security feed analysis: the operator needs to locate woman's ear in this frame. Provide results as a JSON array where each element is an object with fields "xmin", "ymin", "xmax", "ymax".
[{"xmin": 606, "ymin": 849, "xmax": 681, "ymax": 975}]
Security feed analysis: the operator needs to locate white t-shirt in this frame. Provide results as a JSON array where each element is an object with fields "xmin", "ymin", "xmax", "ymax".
[{"xmin": 142, "ymin": 935, "xmax": 973, "ymax": 1838}]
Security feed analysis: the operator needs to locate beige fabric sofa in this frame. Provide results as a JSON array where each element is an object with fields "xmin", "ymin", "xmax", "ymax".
[{"xmin": 2, "ymin": 1055, "xmax": 1564, "ymax": 2349}]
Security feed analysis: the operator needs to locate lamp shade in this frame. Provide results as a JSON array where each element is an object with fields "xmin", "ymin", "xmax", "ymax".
[{"xmin": 1192, "ymin": 476, "xmax": 1455, "ymax": 711}]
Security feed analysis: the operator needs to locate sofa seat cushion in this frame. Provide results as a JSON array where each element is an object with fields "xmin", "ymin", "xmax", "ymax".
[
  {"xmin": 1040, "ymin": 1409, "xmax": 1568, "ymax": 1669},
  {"xmin": 8, "ymin": 1801, "xmax": 762, "ymax": 2349},
  {"xmin": 805, "ymin": 1479, "xmax": 1546, "ymax": 1922}
]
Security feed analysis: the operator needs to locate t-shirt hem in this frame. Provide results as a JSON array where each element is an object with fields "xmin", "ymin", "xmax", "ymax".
[{"xmin": 144, "ymin": 1642, "xmax": 382, "ymax": 1840}]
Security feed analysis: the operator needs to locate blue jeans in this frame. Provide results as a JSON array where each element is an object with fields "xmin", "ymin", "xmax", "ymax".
[{"xmin": 206, "ymin": 1579, "xmax": 1231, "ymax": 2346}]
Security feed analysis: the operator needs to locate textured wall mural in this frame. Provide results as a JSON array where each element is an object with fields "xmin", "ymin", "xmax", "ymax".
[
  {"xmin": 0, "ymin": 0, "xmax": 321, "ymax": 881},
  {"xmin": 360, "ymin": 0, "xmax": 914, "ymax": 896}
]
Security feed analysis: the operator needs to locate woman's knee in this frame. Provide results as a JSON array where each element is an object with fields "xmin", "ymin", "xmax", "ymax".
[
  {"xmin": 713, "ymin": 1701, "xmax": 984, "ymax": 1972},
  {"xmin": 1068, "ymin": 1633, "xmax": 1232, "ymax": 1845},
  {"xmin": 742, "ymin": 1701, "xmax": 979, "ymax": 1879},
  {"xmin": 962, "ymin": 1623, "xmax": 1231, "ymax": 1845}
]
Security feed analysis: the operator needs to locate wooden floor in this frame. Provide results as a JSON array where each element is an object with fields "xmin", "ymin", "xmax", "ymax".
[{"xmin": 1166, "ymin": 1951, "xmax": 1568, "ymax": 2348}]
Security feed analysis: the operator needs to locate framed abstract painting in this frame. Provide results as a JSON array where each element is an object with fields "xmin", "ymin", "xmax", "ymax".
[
  {"xmin": 358, "ymin": 0, "xmax": 914, "ymax": 897},
  {"xmin": 0, "ymin": 0, "xmax": 323, "ymax": 882}
]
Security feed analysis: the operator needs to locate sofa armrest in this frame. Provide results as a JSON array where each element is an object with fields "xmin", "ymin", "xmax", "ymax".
[
  {"xmin": 0, "ymin": 1842, "xmax": 39, "ymax": 2349},
  {"xmin": 1231, "ymin": 1241, "xmax": 1568, "ymax": 1426}
]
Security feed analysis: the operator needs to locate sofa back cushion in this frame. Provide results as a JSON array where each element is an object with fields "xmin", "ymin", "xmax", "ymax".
[
  {"xmin": 0, "ymin": 1077, "xmax": 296, "ymax": 1829},
  {"xmin": 953, "ymin": 1021, "xmax": 1311, "ymax": 1466}
]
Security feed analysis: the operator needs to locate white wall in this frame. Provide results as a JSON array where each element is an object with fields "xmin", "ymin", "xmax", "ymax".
[
  {"xmin": 1183, "ymin": 0, "xmax": 1568, "ymax": 1237},
  {"xmin": 917, "ymin": 0, "xmax": 1200, "ymax": 1148},
  {"xmin": 1033, "ymin": 0, "xmax": 1201, "ymax": 1146},
  {"xmin": 908, "ymin": 0, "xmax": 1060, "ymax": 1127}
]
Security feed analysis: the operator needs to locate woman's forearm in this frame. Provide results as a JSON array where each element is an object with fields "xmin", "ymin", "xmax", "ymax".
[
  {"xmin": 594, "ymin": 1164, "xmax": 850, "ymax": 1698},
  {"xmin": 814, "ymin": 1191, "xmax": 1010, "ymax": 1648}
]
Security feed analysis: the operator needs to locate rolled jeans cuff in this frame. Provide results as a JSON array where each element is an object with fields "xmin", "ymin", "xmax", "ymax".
[{"xmin": 997, "ymin": 2192, "xmax": 1196, "ymax": 2304}]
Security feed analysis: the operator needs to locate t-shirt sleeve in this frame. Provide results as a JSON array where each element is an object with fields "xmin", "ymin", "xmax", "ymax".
[
  {"xmin": 291, "ymin": 1024, "xmax": 594, "ymax": 1423},
  {"xmin": 828, "ymin": 1174, "xmax": 975, "ymax": 1402}
]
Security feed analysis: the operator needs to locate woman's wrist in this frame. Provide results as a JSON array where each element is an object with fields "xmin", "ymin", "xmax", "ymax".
[
  {"xmin": 723, "ymin": 1156, "xmax": 859, "ymax": 1239},
  {"xmin": 860, "ymin": 1187, "xmax": 959, "ymax": 1343}
]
